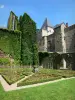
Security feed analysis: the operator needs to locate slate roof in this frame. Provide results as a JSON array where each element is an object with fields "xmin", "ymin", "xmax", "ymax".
[
  {"xmin": 41, "ymin": 18, "xmax": 53, "ymax": 30},
  {"xmin": 54, "ymin": 22, "xmax": 65, "ymax": 29}
]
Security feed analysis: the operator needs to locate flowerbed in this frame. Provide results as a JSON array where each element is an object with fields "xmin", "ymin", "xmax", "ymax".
[
  {"xmin": 0, "ymin": 67, "xmax": 32, "ymax": 84},
  {"xmin": 17, "ymin": 68, "xmax": 75, "ymax": 86}
]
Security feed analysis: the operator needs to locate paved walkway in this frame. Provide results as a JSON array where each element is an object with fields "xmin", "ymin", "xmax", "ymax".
[
  {"xmin": 0, "ymin": 74, "xmax": 75, "ymax": 92},
  {"xmin": 0, "ymin": 74, "xmax": 34, "ymax": 91}
]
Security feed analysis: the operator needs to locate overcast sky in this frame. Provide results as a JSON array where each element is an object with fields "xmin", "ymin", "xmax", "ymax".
[{"xmin": 0, "ymin": 0, "xmax": 75, "ymax": 28}]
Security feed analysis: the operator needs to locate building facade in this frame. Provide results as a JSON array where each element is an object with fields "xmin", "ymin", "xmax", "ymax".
[{"xmin": 37, "ymin": 18, "xmax": 75, "ymax": 69}]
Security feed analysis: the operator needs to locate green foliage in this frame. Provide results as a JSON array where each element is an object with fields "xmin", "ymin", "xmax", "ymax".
[
  {"xmin": 0, "ymin": 12, "xmax": 38, "ymax": 66},
  {"xmin": 32, "ymin": 44, "xmax": 39, "ymax": 66},
  {"xmin": 0, "ymin": 29, "xmax": 21, "ymax": 64},
  {"xmin": 17, "ymin": 68, "xmax": 75, "ymax": 86},
  {"xmin": 7, "ymin": 11, "xmax": 18, "ymax": 30},
  {"xmin": 18, "ymin": 15, "xmax": 23, "ymax": 31},
  {"xmin": 20, "ymin": 13, "xmax": 38, "ymax": 66},
  {"xmin": 17, "ymin": 76, "xmax": 61, "ymax": 86},
  {"xmin": 39, "ymin": 52, "xmax": 62, "ymax": 68},
  {"xmin": 1, "ymin": 79, "xmax": 75, "ymax": 100},
  {"xmin": 0, "ymin": 68, "xmax": 32, "ymax": 84},
  {"xmin": 21, "ymin": 42, "xmax": 32, "ymax": 65},
  {"xmin": 9, "ymin": 31, "xmax": 21, "ymax": 61},
  {"xmin": 0, "ymin": 58, "xmax": 10, "ymax": 66}
]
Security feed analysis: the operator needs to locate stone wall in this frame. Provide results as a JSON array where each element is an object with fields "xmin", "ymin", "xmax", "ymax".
[
  {"xmin": 7, "ymin": 11, "xmax": 18, "ymax": 30},
  {"xmin": 65, "ymin": 24, "xmax": 75, "ymax": 53},
  {"xmin": 38, "ymin": 37, "xmax": 44, "ymax": 52},
  {"xmin": 54, "ymin": 23, "xmax": 66, "ymax": 53},
  {"xmin": 54, "ymin": 26, "xmax": 63, "ymax": 52},
  {"xmin": 47, "ymin": 34, "xmax": 55, "ymax": 52}
]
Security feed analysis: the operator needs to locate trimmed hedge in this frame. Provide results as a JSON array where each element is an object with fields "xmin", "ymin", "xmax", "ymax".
[
  {"xmin": 17, "ymin": 76, "xmax": 62, "ymax": 86},
  {"xmin": 17, "ymin": 68, "xmax": 75, "ymax": 86},
  {"xmin": 1, "ymin": 68, "xmax": 32, "ymax": 85},
  {"xmin": 2, "ymin": 75, "xmax": 13, "ymax": 85},
  {"xmin": 2, "ymin": 74, "xmax": 25, "ymax": 85}
]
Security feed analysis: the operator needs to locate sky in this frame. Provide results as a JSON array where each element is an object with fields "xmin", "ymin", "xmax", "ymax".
[{"xmin": 0, "ymin": 0, "xmax": 75, "ymax": 29}]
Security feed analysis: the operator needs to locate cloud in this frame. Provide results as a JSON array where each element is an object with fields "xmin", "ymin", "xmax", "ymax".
[{"xmin": 0, "ymin": 5, "xmax": 4, "ymax": 8}]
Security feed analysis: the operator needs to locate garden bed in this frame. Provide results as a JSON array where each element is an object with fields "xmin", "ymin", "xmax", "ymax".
[
  {"xmin": 17, "ymin": 68, "xmax": 75, "ymax": 86},
  {"xmin": 0, "ymin": 67, "xmax": 32, "ymax": 84}
]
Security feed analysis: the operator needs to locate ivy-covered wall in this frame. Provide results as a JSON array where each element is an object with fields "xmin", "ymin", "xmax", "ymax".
[
  {"xmin": 0, "ymin": 28, "xmax": 21, "ymax": 64},
  {"xmin": 19, "ymin": 13, "xmax": 38, "ymax": 66},
  {"xmin": 7, "ymin": 11, "xmax": 18, "ymax": 30},
  {"xmin": 39, "ymin": 52, "xmax": 62, "ymax": 69},
  {"xmin": 39, "ymin": 52, "xmax": 75, "ymax": 69}
]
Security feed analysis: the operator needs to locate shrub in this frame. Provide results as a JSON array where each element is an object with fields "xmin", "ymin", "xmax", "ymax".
[
  {"xmin": 0, "ymin": 58, "xmax": 10, "ymax": 66},
  {"xmin": 17, "ymin": 76, "xmax": 61, "ymax": 86}
]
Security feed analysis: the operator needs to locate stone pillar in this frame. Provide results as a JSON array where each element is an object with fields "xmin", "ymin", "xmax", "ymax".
[
  {"xmin": 62, "ymin": 58, "xmax": 66, "ymax": 69},
  {"xmin": 60, "ymin": 23, "xmax": 66, "ymax": 53},
  {"xmin": 62, "ymin": 32, "xmax": 66, "ymax": 53},
  {"xmin": 44, "ymin": 36, "xmax": 47, "ymax": 51}
]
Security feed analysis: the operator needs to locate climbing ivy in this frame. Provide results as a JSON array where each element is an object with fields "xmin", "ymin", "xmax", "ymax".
[
  {"xmin": 7, "ymin": 11, "xmax": 18, "ymax": 30},
  {"xmin": 20, "ymin": 13, "xmax": 38, "ymax": 66},
  {"xmin": 39, "ymin": 52, "xmax": 62, "ymax": 69},
  {"xmin": 0, "ymin": 28, "xmax": 21, "ymax": 64}
]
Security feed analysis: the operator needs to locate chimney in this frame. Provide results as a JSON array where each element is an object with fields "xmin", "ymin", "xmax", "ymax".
[{"xmin": 66, "ymin": 23, "xmax": 68, "ymax": 28}]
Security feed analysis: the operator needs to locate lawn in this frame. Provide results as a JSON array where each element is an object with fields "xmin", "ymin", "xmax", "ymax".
[
  {"xmin": 0, "ymin": 67, "xmax": 32, "ymax": 84},
  {"xmin": 0, "ymin": 78, "xmax": 75, "ymax": 100},
  {"xmin": 18, "ymin": 68, "xmax": 75, "ymax": 86}
]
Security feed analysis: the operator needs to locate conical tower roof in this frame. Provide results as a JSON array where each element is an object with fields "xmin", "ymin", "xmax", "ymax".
[{"xmin": 41, "ymin": 18, "xmax": 53, "ymax": 30}]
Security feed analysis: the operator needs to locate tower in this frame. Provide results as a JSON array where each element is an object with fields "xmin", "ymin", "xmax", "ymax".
[{"xmin": 38, "ymin": 18, "xmax": 54, "ymax": 52}]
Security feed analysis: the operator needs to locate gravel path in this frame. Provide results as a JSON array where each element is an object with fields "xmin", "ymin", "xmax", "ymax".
[{"xmin": 0, "ymin": 75, "xmax": 75, "ymax": 92}]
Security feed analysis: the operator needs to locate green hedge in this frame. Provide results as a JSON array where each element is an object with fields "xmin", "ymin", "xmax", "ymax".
[
  {"xmin": 2, "ymin": 75, "xmax": 13, "ymax": 85},
  {"xmin": 1, "ymin": 68, "xmax": 32, "ymax": 85},
  {"xmin": 17, "ymin": 76, "xmax": 62, "ymax": 86}
]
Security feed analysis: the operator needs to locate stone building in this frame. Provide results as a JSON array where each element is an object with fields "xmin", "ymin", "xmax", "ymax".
[
  {"xmin": 7, "ymin": 11, "xmax": 18, "ymax": 30},
  {"xmin": 37, "ymin": 18, "xmax": 75, "ymax": 69}
]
